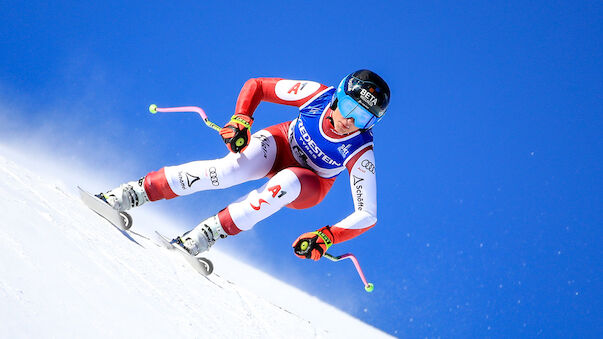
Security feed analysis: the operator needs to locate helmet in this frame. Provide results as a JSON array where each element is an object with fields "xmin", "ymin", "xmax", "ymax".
[{"xmin": 333, "ymin": 69, "xmax": 390, "ymax": 129}]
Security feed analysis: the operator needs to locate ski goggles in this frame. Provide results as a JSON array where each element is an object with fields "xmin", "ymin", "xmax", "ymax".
[{"xmin": 335, "ymin": 75, "xmax": 387, "ymax": 129}]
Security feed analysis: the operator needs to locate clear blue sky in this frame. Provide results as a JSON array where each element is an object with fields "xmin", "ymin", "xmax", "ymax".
[{"xmin": 1, "ymin": 1, "xmax": 601, "ymax": 337}]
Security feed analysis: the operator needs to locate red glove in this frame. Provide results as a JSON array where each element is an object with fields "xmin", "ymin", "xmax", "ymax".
[
  {"xmin": 219, "ymin": 114, "xmax": 254, "ymax": 153},
  {"xmin": 292, "ymin": 226, "xmax": 334, "ymax": 261}
]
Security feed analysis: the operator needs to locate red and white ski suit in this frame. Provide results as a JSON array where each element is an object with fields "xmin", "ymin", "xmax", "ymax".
[{"xmin": 143, "ymin": 78, "xmax": 378, "ymax": 244}]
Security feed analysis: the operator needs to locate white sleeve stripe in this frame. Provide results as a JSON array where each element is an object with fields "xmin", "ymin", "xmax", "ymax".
[
  {"xmin": 298, "ymin": 86, "xmax": 333, "ymax": 110},
  {"xmin": 343, "ymin": 142, "xmax": 374, "ymax": 167}
]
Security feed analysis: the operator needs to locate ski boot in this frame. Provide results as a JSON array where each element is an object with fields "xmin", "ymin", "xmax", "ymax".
[
  {"xmin": 96, "ymin": 177, "xmax": 149, "ymax": 211},
  {"xmin": 174, "ymin": 215, "xmax": 227, "ymax": 256},
  {"xmin": 95, "ymin": 177, "xmax": 149, "ymax": 229}
]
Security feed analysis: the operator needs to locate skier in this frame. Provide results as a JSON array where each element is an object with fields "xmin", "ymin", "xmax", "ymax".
[{"xmin": 97, "ymin": 69, "xmax": 390, "ymax": 261}]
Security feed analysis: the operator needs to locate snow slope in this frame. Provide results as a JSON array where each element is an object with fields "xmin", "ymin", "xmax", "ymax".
[{"xmin": 0, "ymin": 144, "xmax": 392, "ymax": 338}]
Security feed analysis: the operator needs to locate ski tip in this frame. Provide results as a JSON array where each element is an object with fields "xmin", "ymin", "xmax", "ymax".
[{"xmin": 154, "ymin": 230, "xmax": 168, "ymax": 241}]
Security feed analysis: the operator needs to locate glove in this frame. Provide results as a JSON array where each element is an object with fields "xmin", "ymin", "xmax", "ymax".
[
  {"xmin": 292, "ymin": 226, "xmax": 334, "ymax": 261},
  {"xmin": 219, "ymin": 114, "xmax": 254, "ymax": 153}
]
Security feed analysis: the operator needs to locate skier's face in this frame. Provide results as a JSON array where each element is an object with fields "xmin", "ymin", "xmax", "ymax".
[{"xmin": 331, "ymin": 107, "xmax": 360, "ymax": 134}]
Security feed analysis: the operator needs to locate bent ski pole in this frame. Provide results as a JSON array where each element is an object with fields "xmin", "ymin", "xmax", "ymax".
[
  {"xmin": 324, "ymin": 252, "xmax": 374, "ymax": 292},
  {"xmin": 148, "ymin": 104, "xmax": 221, "ymax": 132},
  {"xmin": 149, "ymin": 104, "xmax": 248, "ymax": 152}
]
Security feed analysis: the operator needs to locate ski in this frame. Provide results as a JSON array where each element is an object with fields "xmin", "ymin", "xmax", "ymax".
[
  {"xmin": 78, "ymin": 186, "xmax": 142, "ymax": 246},
  {"xmin": 78, "ymin": 186, "xmax": 132, "ymax": 230},
  {"xmin": 154, "ymin": 231, "xmax": 214, "ymax": 276}
]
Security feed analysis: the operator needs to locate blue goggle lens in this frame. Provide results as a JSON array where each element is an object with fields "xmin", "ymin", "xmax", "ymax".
[{"xmin": 337, "ymin": 94, "xmax": 379, "ymax": 129}]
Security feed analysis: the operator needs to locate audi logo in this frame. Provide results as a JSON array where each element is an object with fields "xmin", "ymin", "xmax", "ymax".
[
  {"xmin": 361, "ymin": 159, "xmax": 375, "ymax": 174},
  {"xmin": 209, "ymin": 167, "xmax": 219, "ymax": 186}
]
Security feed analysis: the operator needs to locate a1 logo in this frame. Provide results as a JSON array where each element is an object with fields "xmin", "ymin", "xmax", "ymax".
[
  {"xmin": 275, "ymin": 80, "xmax": 321, "ymax": 101},
  {"xmin": 268, "ymin": 185, "xmax": 287, "ymax": 198}
]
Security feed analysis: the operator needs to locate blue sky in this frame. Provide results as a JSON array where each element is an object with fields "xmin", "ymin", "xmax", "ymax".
[{"xmin": 1, "ymin": 1, "xmax": 601, "ymax": 337}]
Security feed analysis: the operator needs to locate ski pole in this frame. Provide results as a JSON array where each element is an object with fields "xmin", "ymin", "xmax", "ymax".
[
  {"xmin": 324, "ymin": 252, "xmax": 374, "ymax": 292},
  {"xmin": 148, "ymin": 104, "xmax": 221, "ymax": 132},
  {"xmin": 148, "ymin": 104, "xmax": 249, "ymax": 153}
]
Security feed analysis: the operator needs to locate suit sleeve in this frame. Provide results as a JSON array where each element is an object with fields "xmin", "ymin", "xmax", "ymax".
[
  {"xmin": 329, "ymin": 147, "xmax": 378, "ymax": 244},
  {"xmin": 235, "ymin": 78, "xmax": 328, "ymax": 117}
]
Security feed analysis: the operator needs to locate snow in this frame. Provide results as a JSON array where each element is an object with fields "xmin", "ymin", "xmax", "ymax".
[{"xmin": 0, "ymin": 144, "xmax": 392, "ymax": 338}]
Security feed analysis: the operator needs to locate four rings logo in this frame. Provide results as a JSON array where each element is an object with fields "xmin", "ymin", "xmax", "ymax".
[
  {"xmin": 208, "ymin": 167, "xmax": 219, "ymax": 186},
  {"xmin": 361, "ymin": 159, "xmax": 375, "ymax": 174}
]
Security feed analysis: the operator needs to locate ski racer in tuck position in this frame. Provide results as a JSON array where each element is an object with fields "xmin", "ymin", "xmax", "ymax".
[{"xmin": 97, "ymin": 69, "xmax": 390, "ymax": 261}]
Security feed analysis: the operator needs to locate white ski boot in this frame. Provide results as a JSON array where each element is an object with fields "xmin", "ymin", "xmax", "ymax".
[
  {"xmin": 96, "ymin": 177, "xmax": 149, "ymax": 212},
  {"xmin": 175, "ymin": 215, "xmax": 227, "ymax": 256}
]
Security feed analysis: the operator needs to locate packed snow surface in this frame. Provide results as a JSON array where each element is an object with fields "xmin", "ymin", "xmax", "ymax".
[{"xmin": 0, "ymin": 144, "xmax": 392, "ymax": 338}]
